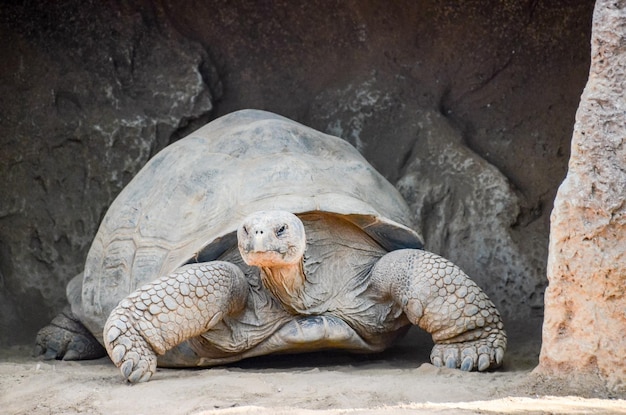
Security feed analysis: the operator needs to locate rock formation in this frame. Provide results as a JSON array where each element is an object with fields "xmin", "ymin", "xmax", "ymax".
[
  {"xmin": 537, "ymin": 0, "xmax": 626, "ymax": 395},
  {"xmin": 0, "ymin": 1, "xmax": 221, "ymax": 343}
]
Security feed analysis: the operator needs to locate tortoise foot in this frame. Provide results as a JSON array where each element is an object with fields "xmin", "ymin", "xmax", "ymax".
[
  {"xmin": 34, "ymin": 307, "xmax": 105, "ymax": 361},
  {"xmin": 430, "ymin": 331, "xmax": 506, "ymax": 372},
  {"xmin": 104, "ymin": 306, "xmax": 157, "ymax": 383}
]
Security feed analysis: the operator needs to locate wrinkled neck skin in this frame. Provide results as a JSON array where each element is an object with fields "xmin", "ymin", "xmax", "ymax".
[{"xmin": 260, "ymin": 259, "xmax": 307, "ymax": 314}]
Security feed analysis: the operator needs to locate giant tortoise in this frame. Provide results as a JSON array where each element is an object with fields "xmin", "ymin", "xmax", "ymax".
[{"xmin": 36, "ymin": 109, "xmax": 506, "ymax": 382}]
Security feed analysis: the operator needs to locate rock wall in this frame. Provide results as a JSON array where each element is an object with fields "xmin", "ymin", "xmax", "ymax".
[
  {"xmin": 0, "ymin": 0, "xmax": 594, "ymax": 346},
  {"xmin": 0, "ymin": 1, "xmax": 221, "ymax": 344},
  {"xmin": 537, "ymin": 0, "xmax": 626, "ymax": 395}
]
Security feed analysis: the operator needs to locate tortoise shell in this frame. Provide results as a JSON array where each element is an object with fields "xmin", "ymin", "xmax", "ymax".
[{"xmin": 77, "ymin": 109, "xmax": 423, "ymax": 339}]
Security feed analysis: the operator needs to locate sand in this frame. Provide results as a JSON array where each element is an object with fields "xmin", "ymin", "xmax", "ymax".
[{"xmin": 2, "ymin": 323, "xmax": 624, "ymax": 415}]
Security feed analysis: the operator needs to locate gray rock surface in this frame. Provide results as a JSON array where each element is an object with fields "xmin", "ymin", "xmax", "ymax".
[
  {"xmin": 308, "ymin": 73, "xmax": 549, "ymax": 318},
  {"xmin": 396, "ymin": 111, "xmax": 542, "ymax": 316},
  {"xmin": 0, "ymin": 1, "xmax": 220, "ymax": 344}
]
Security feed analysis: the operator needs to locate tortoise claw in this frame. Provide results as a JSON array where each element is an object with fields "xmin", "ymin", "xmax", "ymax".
[
  {"xmin": 444, "ymin": 348, "xmax": 459, "ymax": 368},
  {"xmin": 430, "ymin": 331, "xmax": 506, "ymax": 372},
  {"xmin": 460, "ymin": 356, "xmax": 474, "ymax": 371},
  {"xmin": 478, "ymin": 353, "xmax": 491, "ymax": 371},
  {"xmin": 103, "ymin": 307, "xmax": 158, "ymax": 383}
]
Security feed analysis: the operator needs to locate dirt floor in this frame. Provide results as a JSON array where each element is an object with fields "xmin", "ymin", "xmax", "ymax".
[{"xmin": 1, "ymin": 321, "xmax": 624, "ymax": 415}]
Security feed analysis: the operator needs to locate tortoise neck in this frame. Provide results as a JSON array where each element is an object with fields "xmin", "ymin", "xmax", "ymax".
[{"xmin": 260, "ymin": 259, "xmax": 306, "ymax": 313}]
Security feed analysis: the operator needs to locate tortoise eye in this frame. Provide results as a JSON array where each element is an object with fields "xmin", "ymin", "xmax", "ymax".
[
  {"xmin": 242, "ymin": 226, "xmax": 249, "ymax": 235},
  {"xmin": 276, "ymin": 225, "xmax": 287, "ymax": 237}
]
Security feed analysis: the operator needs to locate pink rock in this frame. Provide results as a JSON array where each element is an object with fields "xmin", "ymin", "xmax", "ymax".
[{"xmin": 537, "ymin": 0, "xmax": 626, "ymax": 394}]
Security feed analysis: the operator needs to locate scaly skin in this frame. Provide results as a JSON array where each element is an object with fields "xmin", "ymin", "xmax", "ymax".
[
  {"xmin": 34, "ymin": 306, "xmax": 105, "ymax": 361},
  {"xmin": 103, "ymin": 262, "xmax": 248, "ymax": 383},
  {"xmin": 102, "ymin": 212, "xmax": 506, "ymax": 383},
  {"xmin": 372, "ymin": 249, "xmax": 506, "ymax": 371}
]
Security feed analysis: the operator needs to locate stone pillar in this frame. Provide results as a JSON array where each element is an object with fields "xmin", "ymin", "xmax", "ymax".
[{"xmin": 537, "ymin": 0, "xmax": 626, "ymax": 394}]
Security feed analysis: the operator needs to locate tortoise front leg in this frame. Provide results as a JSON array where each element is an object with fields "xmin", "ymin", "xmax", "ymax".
[
  {"xmin": 371, "ymin": 249, "xmax": 506, "ymax": 371},
  {"xmin": 103, "ymin": 261, "xmax": 248, "ymax": 383}
]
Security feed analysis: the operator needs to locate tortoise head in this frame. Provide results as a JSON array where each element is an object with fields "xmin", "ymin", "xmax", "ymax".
[{"xmin": 237, "ymin": 210, "xmax": 306, "ymax": 268}]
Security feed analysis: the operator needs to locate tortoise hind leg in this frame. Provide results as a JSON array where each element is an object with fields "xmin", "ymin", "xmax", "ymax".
[
  {"xmin": 34, "ymin": 273, "xmax": 106, "ymax": 361},
  {"xmin": 103, "ymin": 261, "xmax": 249, "ymax": 383},
  {"xmin": 371, "ymin": 249, "xmax": 507, "ymax": 371},
  {"xmin": 34, "ymin": 306, "xmax": 106, "ymax": 360}
]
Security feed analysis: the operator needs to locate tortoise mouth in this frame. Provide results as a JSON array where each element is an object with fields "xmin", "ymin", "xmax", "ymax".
[{"xmin": 242, "ymin": 249, "xmax": 296, "ymax": 267}]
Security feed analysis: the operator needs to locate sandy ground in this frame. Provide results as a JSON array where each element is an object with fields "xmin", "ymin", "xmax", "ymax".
[{"xmin": 2, "ymin": 322, "xmax": 624, "ymax": 415}]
